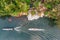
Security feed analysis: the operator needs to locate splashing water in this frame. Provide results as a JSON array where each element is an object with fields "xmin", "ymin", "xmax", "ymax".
[
  {"xmin": 28, "ymin": 28, "xmax": 45, "ymax": 31},
  {"xmin": 14, "ymin": 26, "xmax": 21, "ymax": 32},
  {"xmin": 27, "ymin": 13, "xmax": 40, "ymax": 21},
  {"xmin": 14, "ymin": 27, "xmax": 45, "ymax": 32},
  {"xmin": 27, "ymin": 11, "xmax": 44, "ymax": 21}
]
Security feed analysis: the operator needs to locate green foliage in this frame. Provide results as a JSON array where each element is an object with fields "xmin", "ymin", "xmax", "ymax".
[
  {"xmin": 0, "ymin": 0, "xmax": 60, "ymax": 19},
  {"xmin": 20, "ymin": 3, "xmax": 29, "ymax": 12},
  {"xmin": 20, "ymin": 0, "xmax": 30, "ymax": 4},
  {"xmin": 34, "ymin": 1, "xmax": 40, "ymax": 8},
  {"xmin": 44, "ymin": 0, "xmax": 60, "ymax": 19},
  {"xmin": 45, "ymin": 3, "xmax": 53, "ymax": 9},
  {"xmin": 31, "ymin": 10, "xmax": 36, "ymax": 15},
  {"xmin": 0, "ymin": 0, "xmax": 30, "ymax": 16}
]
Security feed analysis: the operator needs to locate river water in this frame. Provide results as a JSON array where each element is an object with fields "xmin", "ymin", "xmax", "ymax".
[{"xmin": 0, "ymin": 16, "xmax": 60, "ymax": 40}]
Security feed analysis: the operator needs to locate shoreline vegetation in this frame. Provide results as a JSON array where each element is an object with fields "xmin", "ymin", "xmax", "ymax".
[{"xmin": 0, "ymin": 0, "xmax": 60, "ymax": 25}]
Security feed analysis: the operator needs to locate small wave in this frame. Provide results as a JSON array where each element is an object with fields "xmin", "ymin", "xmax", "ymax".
[
  {"xmin": 14, "ymin": 26, "xmax": 21, "ymax": 32},
  {"xmin": 28, "ymin": 28, "xmax": 45, "ymax": 31}
]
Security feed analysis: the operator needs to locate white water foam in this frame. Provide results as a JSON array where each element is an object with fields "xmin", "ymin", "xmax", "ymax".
[
  {"xmin": 28, "ymin": 28, "xmax": 45, "ymax": 31},
  {"xmin": 27, "ymin": 11, "xmax": 44, "ymax": 21},
  {"xmin": 14, "ymin": 25, "xmax": 23, "ymax": 32},
  {"xmin": 2, "ymin": 28, "xmax": 13, "ymax": 31},
  {"xmin": 27, "ymin": 13, "xmax": 40, "ymax": 21}
]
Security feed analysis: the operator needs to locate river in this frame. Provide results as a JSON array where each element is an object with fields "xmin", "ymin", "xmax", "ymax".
[{"xmin": 0, "ymin": 16, "xmax": 60, "ymax": 40}]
